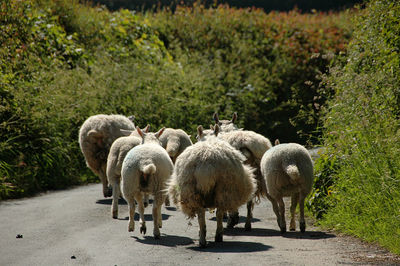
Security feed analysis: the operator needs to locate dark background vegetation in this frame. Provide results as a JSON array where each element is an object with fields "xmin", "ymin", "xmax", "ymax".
[
  {"xmin": 92, "ymin": 0, "xmax": 363, "ymax": 12},
  {"xmin": 1, "ymin": 0, "xmax": 400, "ymax": 255}
]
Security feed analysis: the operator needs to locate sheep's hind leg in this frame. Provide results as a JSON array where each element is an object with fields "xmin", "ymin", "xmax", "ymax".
[
  {"xmin": 100, "ymin": 168, "xmax": 112, "ymax": 198},
  {"xmin": 135, "ymin": 193, "xmax": 146, "ymax": 235},
  {"xmin": 126, "ymin": 196, "xmax": 136, "ymax": 232},
  {"xmin": 277, "ymin": 197, "xmax": 287, "ymax": 233},
  {"xmin": 245, "ymin": 200, "xmax": 254, "ymax": 231},
  {"xmin": 215, "ymin": 209, "xmax": 224, "ymax": 242},
  {"xmin": 152, "ymin": 193, "xmax": 162, "ymax": 239},
  {"xmin": 197, "ymin": 208, "xmax": 207, "ymax": 248},
  {"xmin": 111, "ymin": 177, "xmax": 121, "ymax": 219},
  {"xmin": 299, "ymin": 193, "xmax": 306, "ymax": 233},
  {"xmin": 289, "ymin": 193, "xmax": 299, "ymax": 231},
  {"xmin": 227, "ymin": 210, "xmax": 239, "ymax": 228}
]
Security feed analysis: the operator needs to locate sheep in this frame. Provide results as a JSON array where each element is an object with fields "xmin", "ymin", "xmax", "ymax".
[
  {"xmin": 217, "ymin": 129, "xmax": 272, "ymax": 231},
  {"xmin": 158, "ymin": 127, "xmax": 193, "ymax": 206},
  {"xmin": 121, "ymin": 126, "xmax": 174, "ymax": 239},
  {"xmin": 106, "ymin": 125, "xmax": 150, "ymax": 219},
  {"xmin": 168, "ymin": 125, "xmax": 256, "ymax": 247},
  {"xmin": 79, "ymin": 114, "xmax": 135, "ymax": 197},
  {"xmin": 159, "ymin": 128, "xmax": 193, "ymax": 164},
  {"xmin": 260, "ymin": 142, "xmax": 314, "ymax": 233}
]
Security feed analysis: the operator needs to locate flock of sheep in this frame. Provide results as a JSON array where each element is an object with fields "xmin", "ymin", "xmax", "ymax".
[{"xmin": 78, "ymin": 113, "xmax": 314, "ymax": 248}]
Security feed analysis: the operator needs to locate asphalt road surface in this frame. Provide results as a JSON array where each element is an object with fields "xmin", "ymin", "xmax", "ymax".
[{"xmin": 1, "ymin": 183, "xmax": 398, "ymax": 266}]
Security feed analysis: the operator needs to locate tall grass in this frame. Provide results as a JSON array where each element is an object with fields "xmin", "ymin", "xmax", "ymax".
[{"xmin": 311, "ymin": 0, "xmax": 400, "ymax": 254}]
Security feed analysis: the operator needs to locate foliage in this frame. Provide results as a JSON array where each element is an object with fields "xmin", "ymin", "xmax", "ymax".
[
  {"xmin": 146, "ymin": 4, "xmax": 353, "ymax": 143},
  {"xmin": 0, "ymin": 0, "xmax": 353, "ymax": 201},
  {"xmin": 312, "ymin": 0, "xmax": 400, "ymax": 254}
]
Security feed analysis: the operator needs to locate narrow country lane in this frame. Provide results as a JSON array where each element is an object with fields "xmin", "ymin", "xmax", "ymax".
[{"xmin": 0, "ymin": 183, "xmax": 398, "ymax": 266}]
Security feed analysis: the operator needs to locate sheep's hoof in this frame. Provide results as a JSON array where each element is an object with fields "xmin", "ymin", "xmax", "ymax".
[
  {"xmin": 164, "ymin": 197, "xmax": 170, "ymax": 207},
  {"xmin": 104, "ymin": 186, "xmax": 113, "ymax": 198},
  {"xmin": 199, "ymin": 240, "xmax": 207, "ymax": 248},
  {"xmin": 144, "ymin": 202, "xmax": 149, "ymax": 208},
  {"xmin": 112, "ymin": 212, "xmax": 118, "ymax": 219},
  {"xmin": 227, "ymin": 214, "xmax": 239, "ymax": 228},
  {"xmin": 140, "ymin": 226, "xmax": 147, "ymax": 235},
  {"xmin": 215, "ymin": 234, "xmax": 223, "ymax": 242},
  {"xmin": 154, "ymin": 234, "xmax": 160, "ymax": 240},
  {"xmin": 300, "ymin": 222, "xmax": 306, "ymax": 233},
  {"xmin": 128, "ymin": 226, "xmax": 134, "ymax": 232},
  {"xmin": 245, "ymin": 222, "xmax": 251, "ymax": 231},
  {"xmin": 280, "ymin": 226, "xmax": 287, "ymax": 234}
]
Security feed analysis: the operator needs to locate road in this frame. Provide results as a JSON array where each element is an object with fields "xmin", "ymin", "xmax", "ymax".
[{"xmin": 1, "ymin": 183, "xmax": 398, "ymax": 266}]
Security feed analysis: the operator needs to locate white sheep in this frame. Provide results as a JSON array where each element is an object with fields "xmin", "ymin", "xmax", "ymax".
[
  {"xmin": 213, "ymin": 112, "xmax": 240, "ymax": 132},
  {"xmin": 106, "ymin": 125, "xmax": 150, "ymax": 219},
  {"xmin": 217, "ymin": 129, "xmax": 272, "ymax": 230},
  {"xmin": 168, "ymin": 125, "xmax": 256, "ymax": 247},
  {"xmin": 159, "ymin": 128, "xmax": 193, "ymax": 163},
  {"xmin": 79, "ymin": 114, "xmax": 135, "ymax": 197},
  {"xmin": 121, "ymin": 127, "xmax": 174, "ymax": 239},
  {"xmin": 260, "ymin": 142, "xmax": 314, "ymax": 233}
]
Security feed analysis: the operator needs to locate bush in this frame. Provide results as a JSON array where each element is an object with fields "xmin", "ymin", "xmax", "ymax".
[{"xmin": 145, "ymin": 4, "xmax": 353, "ymax": 143}]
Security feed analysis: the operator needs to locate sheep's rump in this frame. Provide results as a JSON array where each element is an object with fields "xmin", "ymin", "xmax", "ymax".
[
  {"xmin": 121, "ymin": 144, "xmax": 174, "ymax": 195},
  {"xmin": 79, "ymin": 114, "xmax": 135, "ymax": 174},
  {"xmin": 261, "ymin": 143, "xmax": 314, "ymax": 197},
  {"xmin": 159, "ymin": 128, "xmax": 193, "ymax": 159},
  {"xmin": 169, "ymin": 139, "xmax": 256, "ymax": 218}
]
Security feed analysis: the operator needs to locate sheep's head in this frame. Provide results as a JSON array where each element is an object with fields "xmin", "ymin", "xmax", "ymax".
[
  {"xmin": 213, "ymin": 112, "xmax": 238, "ymax": 132},
  {"xmin": 137, "ymin": 126, "xmax": 165, "ymax": 145},
  {"xmin": 196, "ymin": 124, "xmax": 220, "ymax": 142}
]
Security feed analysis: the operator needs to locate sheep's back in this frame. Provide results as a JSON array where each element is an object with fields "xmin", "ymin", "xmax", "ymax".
[{"xmin": 219, "ymin": 130, "xmax": 272, "ymax": 162}]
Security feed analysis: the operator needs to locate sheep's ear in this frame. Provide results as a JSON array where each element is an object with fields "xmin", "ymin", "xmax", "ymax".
[
  {"xmin": 213, "ymin": 112, "xmax": 219, "ymax": 123},
  {"xmin": 136, "ymin": 126, "xmax": 144, "ymax": 138},
  {"xmin": 120, "ymin": 129, "xmax": 133, "ymax": 136},
  {"xmin": 143, "ymin": 124, "xmax": 150, "ymax": 133},
  {"xmin": 128, "ymin": 115, "xmax": 135, "ymax": 122},
  {"xmin": 214, "ymin": 124, "xmax": 220, "ymax": 136},
  {"xmin": 231, "ymin": 112, "xmax": 237, "ymax": 123},
  {"xmin": 155, "ymin": 127, "xmax": 165, "ymax": 138},
  {"xmin": 275, "ymin": 139, "xmax": 280, "ymax": 145},
  {"xmin": 197, "ymin": 125, "xmax": 204, "ymax": 138}
]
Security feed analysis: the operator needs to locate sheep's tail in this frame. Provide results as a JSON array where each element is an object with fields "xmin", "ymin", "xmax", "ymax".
[
  {"xmin": 141, "ymin": 164, "xmax": 156, "ymax": 175},
  {"xmin": 286, "ymin": 164, "xmax": 301, "ymax": 183},
  {"xmin": 139, "ymin": 164, "xmax": 156, "ymax": 188},
  {"xmin": 166, "ymin": 138, "xmax": 179, "ymax": 158}
]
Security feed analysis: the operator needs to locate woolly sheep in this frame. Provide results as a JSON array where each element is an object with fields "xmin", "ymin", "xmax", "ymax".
[
  {"xmin": 121, "ymin": 127, "xmax": 174, "ymax": 239},
  {"xmin": 218, "ymin": 129, "xmax": 272, "ymax": 230},
  {"xmin": 106, "ymin": 125, "xmax": 150, "ymax": 219},
  {"xmin": 168, "ymin": 125, "xmax": 256, "ymax": 247},
  {"xmin": 159, "ymin": 128, "xmax": 193, "ymax": 164},
  {"xmin": 79, "ymin": 114, "xmax": 135, "ymax": 197},
  {"xmin": 260, "ymin": 142, "xmax": 314, "ymax": 233},
  {"xmin": 213, "ymin": 112, "xmax": 240, "ymax": 132}
]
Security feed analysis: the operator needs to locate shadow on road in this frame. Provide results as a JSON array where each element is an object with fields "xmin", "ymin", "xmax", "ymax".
[
  {"xmin": 131, "ymin": 234, "xmax": 194, "ymax": 247},
  {"xmin": 96, "ymin": 198, "xmax": 128, "ymax": 205},
  {"xmin": 118, "ymin": 213, "xmax": 171, "ymax": 221},
  {"xmin": 223, "ymin": 227, "xmax": 336, "ymax": 240},
  {"xmin": 209, "ymin": 215, "xmax": 261, "ymax": 224},
  {"xmin": 188, "ymin": 240, "xmax": 273, "ymax": 253}
]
